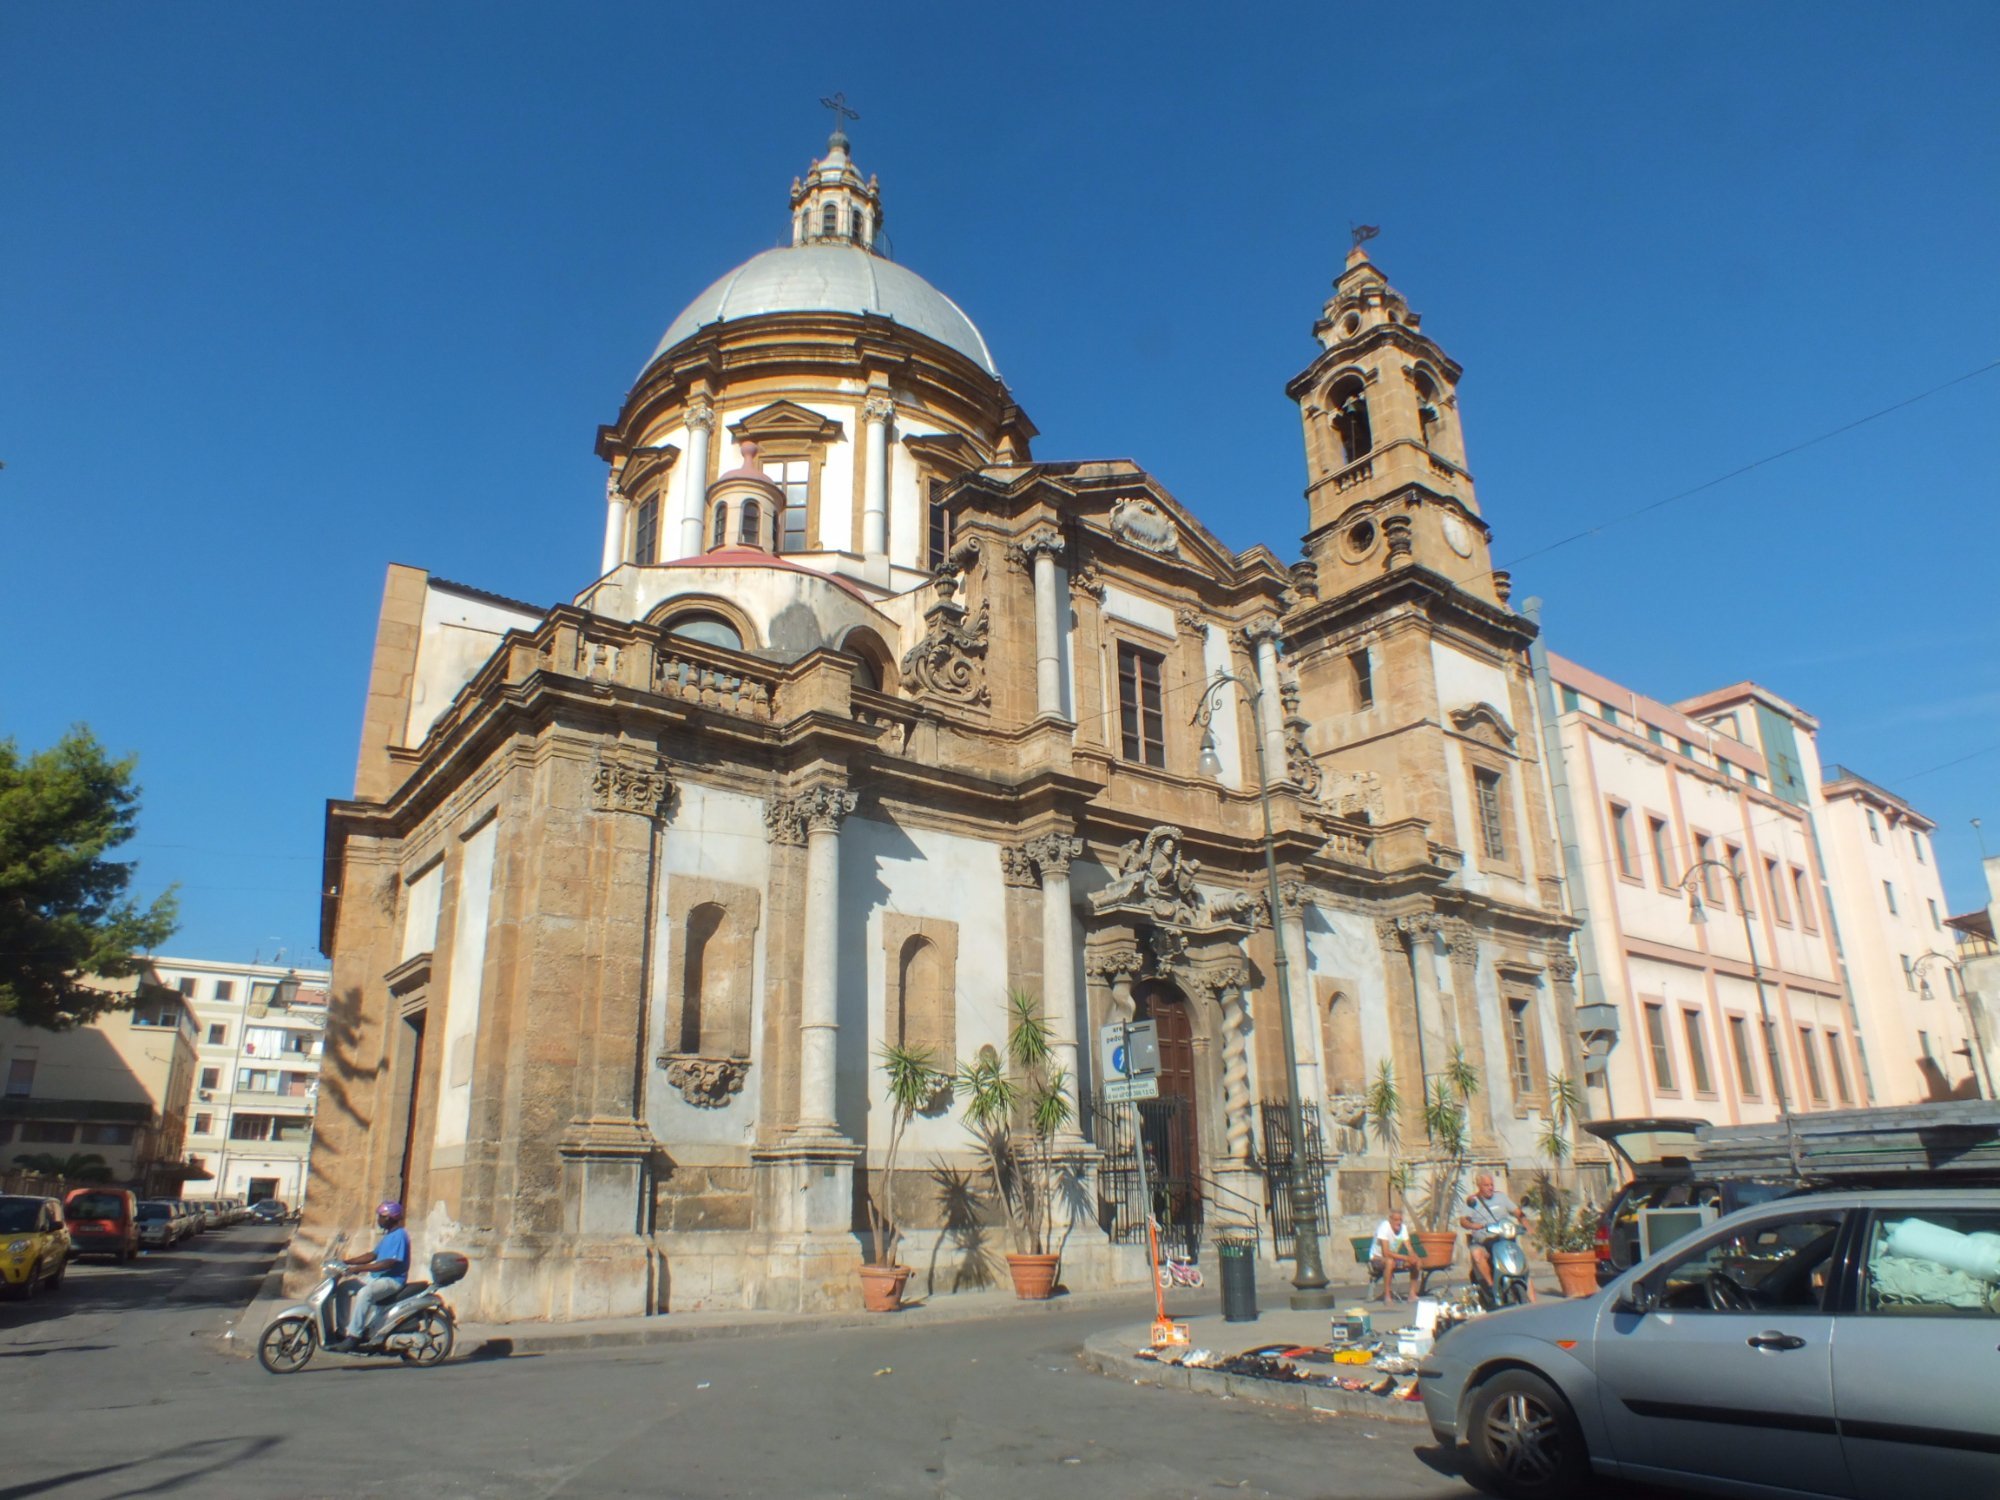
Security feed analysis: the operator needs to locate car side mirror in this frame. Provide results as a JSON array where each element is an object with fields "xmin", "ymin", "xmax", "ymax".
[{"xmin": 1618, "ymin": 1282, "xmax": 1656, "ymax": 1315}]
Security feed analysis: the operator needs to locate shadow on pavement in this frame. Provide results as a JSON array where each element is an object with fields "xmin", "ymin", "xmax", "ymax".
[{"xmin": 0, "ymin": 1434, "xmax": 284, "ymax": 1499}]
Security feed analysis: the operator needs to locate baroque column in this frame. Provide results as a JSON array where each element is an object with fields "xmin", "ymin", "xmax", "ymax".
[
  {"xmin": 600, "ymin": 472, "xmax": 630, "ymax": 576},
  {"xmin": 1240, "ymin": 617, "xmax": 1287, "ymax": 779},
  {"xmin": 860, "ymin": 392, "xmax": 894, "ymax": 558},
  {"xmin": 1021, "ymin": 831, "xmax": 1085, "ymax": 1142},
  {"xmin": 781, "ymin": 783, "xmax": 857, "ymax": 1140},
  {"xmin": 1011, "ymin": 527, "xmax": 1067, "ymax": 718},
  {"xmin": 1276, "ymin": 882, "xmax": 1322, "ymax": 1107},
  {"xmin": 676, "ymin": 398, "xmax": 716, "ymax": 558}
]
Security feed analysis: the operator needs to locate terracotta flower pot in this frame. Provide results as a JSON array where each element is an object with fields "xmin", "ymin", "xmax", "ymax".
[
  {"xmin": 1551, "ymin": 1250, "xmax": 1599, "ymax": 1298},
  {"xmin": 1005, "ymin": 1252, "xmax": 1060, "ymax": 1301},
  {"xmin": 858, "ymin": 1263, "xmax": 913, "ymax": 1312},
  {"xmin": 1414, "ymin": 1230, "xmax": 1458, "ymax": 1271}
]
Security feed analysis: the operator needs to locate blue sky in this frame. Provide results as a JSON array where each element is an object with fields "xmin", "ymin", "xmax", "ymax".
[{"xmin": 4, "ymin": 2, "xmax": 1996, "ymax": 962}]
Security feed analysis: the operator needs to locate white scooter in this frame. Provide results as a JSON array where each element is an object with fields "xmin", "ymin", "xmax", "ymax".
[
  {"xmin": 1473, "ymin": 1220, "xmax": 1531, "ymax": 1310},
  {"xmin": 257, "ymin": 1232, "xmax": 466, "ymax": 1373}
]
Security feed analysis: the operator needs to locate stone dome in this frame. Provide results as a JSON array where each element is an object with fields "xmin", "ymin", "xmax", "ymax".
[{"xmin": 649, "ymin": 243, "xmax": 999, "ymax": 376}]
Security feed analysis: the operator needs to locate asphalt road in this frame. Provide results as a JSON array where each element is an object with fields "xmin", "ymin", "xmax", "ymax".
[{"xmin": 0, "ymin": 1226, "xmax": 1497, "ymax": 1500}]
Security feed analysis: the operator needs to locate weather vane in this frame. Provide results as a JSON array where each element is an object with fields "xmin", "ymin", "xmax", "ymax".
[
  {"xmin": 820, "ymin": 92, "xmax": 860, "ymax": 132},
  {"xmin": 1350, "ymin": 222, "xmax": 1381, "ymax": 249}
]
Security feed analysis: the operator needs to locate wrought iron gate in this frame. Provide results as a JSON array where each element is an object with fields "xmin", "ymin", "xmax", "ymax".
[
  {"xmin": 1258, "ymin": 1100, "xmax": 1331, "ymax": 1243},
  {"xmin": 1092, "ymin": 1093, "xmax": 1203, "ymax": 1260}
]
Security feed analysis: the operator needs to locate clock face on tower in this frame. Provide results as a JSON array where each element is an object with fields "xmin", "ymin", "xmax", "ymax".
[{"xmin": 1441, "ymin": 512, "xmax": 1474, "ymax": 558}]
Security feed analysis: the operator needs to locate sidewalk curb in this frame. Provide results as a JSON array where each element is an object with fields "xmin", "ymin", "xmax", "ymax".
[{"xmin": 1077, "ymin": 1325, "xmax": 1427, "ymax": 1426}]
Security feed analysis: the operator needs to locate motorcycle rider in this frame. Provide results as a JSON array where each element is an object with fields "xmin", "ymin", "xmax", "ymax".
[
  {"xmin": 327, "ymin": 1201, "xmax": 411, "ymax": 1352},
  {"xmin": 1460, "ymin": 1172, "xmax": 1536, "ymax": 1304}
]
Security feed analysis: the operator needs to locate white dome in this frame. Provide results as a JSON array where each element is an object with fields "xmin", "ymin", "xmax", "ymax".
[{"xmin": 650, "ymin": 244, "xmax": 998, "ymax": 376}]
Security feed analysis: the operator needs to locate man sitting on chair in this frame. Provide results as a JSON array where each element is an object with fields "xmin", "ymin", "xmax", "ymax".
[{"xmin": 1370, "ymin": 1208, "xmax": 1422, "ymax": 1303}]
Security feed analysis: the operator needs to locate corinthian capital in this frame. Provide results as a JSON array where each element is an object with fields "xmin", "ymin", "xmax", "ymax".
[
  {"xmin": 800, "ymin": 784, "xmax": 858, "ymax": 835},
  {"xmin": 862, "ymin": 393, "xmax": 896, "ymax": 424},
  {"xmin": 1006, "ymin": 525, "xmax": 1065, "ymax": 569},
  {"xmin": 1021, "ymin": 832, "xmax": 1084, "ymax": 881},
  {"xmin": 683, "ymin": 397, "xmax": 716, "ymax": 433}
]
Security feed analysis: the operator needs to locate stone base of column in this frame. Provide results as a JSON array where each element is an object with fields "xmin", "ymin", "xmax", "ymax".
[
  {"xmin": 546, "ymin": 1116, "xmax": 665, "ymax": 1321},
  {"xmin": 745, "ymin": 1139, "xmax": 864, "ymax": 1311}
]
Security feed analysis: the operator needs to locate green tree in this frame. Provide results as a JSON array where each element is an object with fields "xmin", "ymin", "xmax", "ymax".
[
  {"xmin": 12, "ymin": 1151, "xmax": 114, "ymax": 1183},
  {"xmin": 0, "ymin": 726, "xmax": 178, "ymax": 1029}
]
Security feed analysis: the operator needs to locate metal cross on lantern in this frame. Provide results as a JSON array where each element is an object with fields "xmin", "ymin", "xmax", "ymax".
[
  {"xmin": 820, "ymin": 92, "xmax": 860, "ymax": 133},
  {"xmin": 1350, "ymin": 222, "xmax": 1381, "ymax": 249}
]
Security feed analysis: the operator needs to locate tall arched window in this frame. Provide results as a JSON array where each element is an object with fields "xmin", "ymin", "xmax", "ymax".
[
  {"xmin": 1414, "ymin": 370, "xmax": 1444, "ymax": 449},
  {"xmin": 711, "ymin": 502, "xmax": 728, "ymax": 549},
  {"xmin": 1321, "ymin": 987, "xmax": 1364, "ymax": 1096},
  {"xmin": 821, "ymin": 202, "xmax": 839, "ymax": 237},
  {"xmin": 739, "ymin": 499, "xmax": 761, "ymax": 545},
  {"xmin": 1329, "ymin": 376, "xmax": 1372, "ymax": 464}
]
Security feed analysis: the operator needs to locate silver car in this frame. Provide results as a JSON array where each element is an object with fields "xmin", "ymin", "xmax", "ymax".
[{"xmin": 1420, "ymin": 1186, "xmax": 2000, "ymax": 1498}]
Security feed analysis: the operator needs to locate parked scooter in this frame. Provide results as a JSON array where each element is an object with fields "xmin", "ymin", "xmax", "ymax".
[
  {"xmin": 1473, "ymin": 1220, "xmax": 1530, "ymax": 1310},
  {"xmin": 256, "ymin": 1232, "xmax": 466, "ymax": 1373}
]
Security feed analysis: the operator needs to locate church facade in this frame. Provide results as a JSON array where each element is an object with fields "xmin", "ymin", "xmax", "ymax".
[{"xmin": 302, "ymin": 130, "xmax": 1585, "ymax": 1321}]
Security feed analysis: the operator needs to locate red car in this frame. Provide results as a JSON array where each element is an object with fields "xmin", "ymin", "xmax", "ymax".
[{"xmin": 64, "ymin": 1188, "xmax": 139, "ymax": 1262}]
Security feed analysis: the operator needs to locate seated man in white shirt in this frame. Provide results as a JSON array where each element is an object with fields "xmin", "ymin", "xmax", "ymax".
[{"xmin": 1370, "ymin": 1208, "xmax": 1422, "ymax": 1303}]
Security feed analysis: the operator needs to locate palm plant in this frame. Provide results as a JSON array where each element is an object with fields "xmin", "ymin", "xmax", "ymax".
[
  {"xmin": 958, "ymin": 990, "xmax": 1074, "ymax": 1257},
  {"xmin": 1528, "ymin": 1072, "xmax": 1599, "ymax": 1255},
  {"xmin": 865, "ymin": 1041, "xmax": 950, "ymax": 1270},
  {"xmin": 12, "ymin": 1151, "xmax": 114, "ymax": 1183},
  {"xmin": 1413, "ymin": 1049, "xmax": 1480, "ymax": 1232},
  {"xmin": 1364, "ymin": 1059, "xmax": 1407, "ymax": 1213}
]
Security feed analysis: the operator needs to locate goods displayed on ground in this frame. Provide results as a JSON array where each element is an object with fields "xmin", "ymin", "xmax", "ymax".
[{"xmin": 1132, "ymin": 1294, "xmax": 1501, "ymax": 1404}]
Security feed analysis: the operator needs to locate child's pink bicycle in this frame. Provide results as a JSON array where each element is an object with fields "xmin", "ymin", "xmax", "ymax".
[{"xmin": 1157, "ymin": 1254, "xmax": 1203, "ymax": 1290}]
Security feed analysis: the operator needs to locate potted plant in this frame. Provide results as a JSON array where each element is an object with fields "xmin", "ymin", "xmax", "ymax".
[
  {"xmin": 1361, "ymin": 1056, "xmax": 1474, "ymax": 1280},
  {"xmin": 958, "ymin": 990, "xmax": 1075, "ymax": 1300},
  {"xmin": 1529, "ymin": 1073, "xmax": 1601, "ymax": 1297},
  {"xmin": 860, "ymin": 1041, "xmax": 950, "ymax": 1312}
]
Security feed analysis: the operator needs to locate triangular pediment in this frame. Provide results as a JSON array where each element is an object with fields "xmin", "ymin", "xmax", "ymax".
[
  {"xmin": 727, "ymin": 400, "xmax": 845, "ymax": 443},
  {"xmin": 901, "ymin": 432, "xmax": 986, "ymax": 474}
]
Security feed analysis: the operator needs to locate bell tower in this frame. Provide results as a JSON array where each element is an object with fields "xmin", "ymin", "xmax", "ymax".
[{"xmin": 1286, "ymin": 244, "xmax": 1506, "ymax": 607}]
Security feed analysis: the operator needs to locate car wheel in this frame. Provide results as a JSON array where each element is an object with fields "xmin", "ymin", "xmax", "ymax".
[
  {"xmin": 258, "ymin": 1315, "xmax": 319, "ymax": 1374},
  {"xmin": 20, "ymin": 1262, "xmax": 41, "ymax": 1302},
  {"xmin": 1462, "ymin": 1368, "xmax": 1589, "ymax": 1500}
]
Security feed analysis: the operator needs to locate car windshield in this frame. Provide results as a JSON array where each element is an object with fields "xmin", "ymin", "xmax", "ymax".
[
  {"xmin": 0, "ymin": 1200, "xmax": 44, "ymax": 1233},
  {"xmin": 68, "ymin": 1193, "xmax": 125, "ymax": 1218},
  {"xmin": 137, "ymin": 1203, "xmax": 170, "ymax": 1219}
]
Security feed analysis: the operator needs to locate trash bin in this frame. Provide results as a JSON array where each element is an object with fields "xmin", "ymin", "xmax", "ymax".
[{"xmin": 1216, "ymin": 1235, "xmax": 1258, "ymax": 1323}]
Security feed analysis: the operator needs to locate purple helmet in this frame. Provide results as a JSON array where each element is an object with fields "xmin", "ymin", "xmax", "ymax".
[{"xmin": 376, "ymin": 1200, "xmax": 404, "ymax": 1221}]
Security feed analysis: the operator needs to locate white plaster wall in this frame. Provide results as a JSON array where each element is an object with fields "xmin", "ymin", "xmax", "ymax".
[
  {"xmin": 645, "ymin": 783, "xmax": 773, "ymax": 1146},
  {"xmin": 717, "ymin": 401, "xmax": 858, "ymax": 557},
  {"xmin": 1199, "ymin": 626, "xmax": 1245, "ymax": 791},
  {"xmin": 401, "ymin": 861, "xmax": 442, "ymax": 963},
  {"xmin": 1101, "ymin": 585, "xmax": 1176, "ymax": 639},
  {"xmin": 581, "ymin": 561, "xmax": 899, "ymax": 664},
  {"xmin": 1433, "ymin": 642, "xmax": 1539, "ymax": 899},
  {"xmin": 1302, "ymin": 907, "xmax": 1392, "ymax": 1090},
  {"xmin": 837, "ymin": 818, "xmax": 1015, "ymax": 1161},
  {"xmin": 407, "ymin": 585, "xmax": 545, "ymax": 744},
  {"xmin": 432, "ymin": 817, "xmax": 497, "ymax": 1153}
]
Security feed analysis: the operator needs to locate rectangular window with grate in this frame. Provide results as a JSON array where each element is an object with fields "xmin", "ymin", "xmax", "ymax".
[
  {"xmin": 1649, "ymin": 816, "xmax": 1676, "ymax": 888},
  {"xmin": 1474, "ymin": 768, "xmax": 1507, "ymax": 861},
  {"xmin": 1507, "ymin": 999, "xmax": 1534, "ymax": 1098},
  {"xmin": 925, "ymin": 477, "xmax": 951, "ymax": 571},
  {"xmin": 1644, "ymin": 1002, "xmax": 1676, "ymax": 1090},
  {"xmin": 1116, "ymin": 643, "xmax": 1165, "ymax": 767},
  {"xmin": 1610, "ymin": 802, "xmax": 1639, "ymax": 879},
  {"xmin": 1728, "ymin": 1015, "xmax": 1759, "ymax": 1097},
  {"xmin": 1682, "ymin": 1009, "xmax": 1714, "ymax": 1094},
  {"xmin": 1799, "ymin": 1026, "xmax": 1828, "ymax": 1101},
  {"xmin": 1827, "ymin": 1031, "xmax": 1853, "ymax": 1104},
  {"xmin": 1350, "ymin": 648, "xmax": 1374, "ymax": 710}
]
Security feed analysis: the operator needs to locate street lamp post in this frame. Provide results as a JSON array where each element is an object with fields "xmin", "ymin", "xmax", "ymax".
[
  {"xmin": 1914, "ymin": 951, "xmax": 1995, "ymax": 1101},
  {"xmin": 1192, "ymin": 669, "xmax": 1334, "ymax": 1309},
  {"xmin": 1680, "ymin": 860, "xmax": 1801, "ymax": 1173}
]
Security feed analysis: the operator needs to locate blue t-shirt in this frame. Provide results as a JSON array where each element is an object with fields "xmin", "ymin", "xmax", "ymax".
[{"xmin": 373, "ymin": 1227, "xmax": 411, "ymax": 1283}]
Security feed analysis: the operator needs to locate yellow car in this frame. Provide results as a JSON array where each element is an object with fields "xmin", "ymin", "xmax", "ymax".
[{"xmin": 0, "ymin": 1194, "xmax": 70, "ymax": 1299}]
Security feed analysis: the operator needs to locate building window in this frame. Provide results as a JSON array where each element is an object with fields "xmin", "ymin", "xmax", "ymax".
[
  {"xmin": 1912, "ymin": 829, "xmax": 1927, "ymax": 864},
  {"xmin": 1695, "ymin": 834, "xmax": 1721, "ymax": 903},
  {"xmin": 1826, "ymin": 1032, "xmax": 1853, "ymax": 1104},
  {"xmin": 215, "ymin": 980, "xmax": 233, "ymax": 1001},
  {"xmin": 738, "ymin": 499, "xmax": 761, "ymax": 545},
  {"xmin": 199, "ymin": 1067, "xmax": 220, "ymax": 1091},
  {"xmin": 23, "ymin": 1121, "xmax": 76, "ymax": 1144},
  {"xmin": 4, "ymin": 1058, "xmax": 34, "ymax": 1097},
  {"xmin": 1793, "ymin": 867, "xmax": 1818, "ymax": 932},
  {"xmin": 1928, "ymin": 897, "xmax": 1941, "ymax": 931},
  {"xmin": 1560, "ymin": 686, "xmax": 1581, "ymax": 713},
  {"xmin": 1329, "ymin": 378, "xmax": 1372, "ymax": 464},
  {"xmin": 1610, "ymin": 802, "xmax": 1639, "ymax": 879},
  {"xmin": 765, "ymin": 456, "xmax": 810, "ymax": 553},
  {"xmin": 1681, "ymin": 1009, "xmax": 1715, "ymax": 1094},
  {"xmin": 239, "ymin": 1068, "xmax": 277, "ymax": 1093},
  {"xmin": 193, "ymin": 1112, "xmax": 213, "ymax": 1135},
  {"xmin": 1648, "ymin": 817, "xmax": 1675, "ymax": 888},
  {"xmin": 1799, "ymin": 1027, "xmax": 1828, "ymax": 1102},
  {"xmin": 633, "ymin": 495, "xmax": 659, "ymax": 565},
  {"xmin": 207, "ymin": 1024, "xmax": 227, "ymax": 1046},
  {"xmin": 1678, "ymin": 737, "xmax": 1698, "ymax": 758},
  {"xmin": 1726, "ymin": 844, "xmax": 1751, "ymax": 912},
  {"xmin": 1866, "ymin": 808, "xmax": 1882, "ymax": 843},
  {"xmin": 80, "ymin": 1122, "xmax": 136, "ymax": 1146},
  {"xmin": 664, "ymin": 612, "xmax": 743, "ymax": 652},
  {"xmin": 1728, "ymin": 1015, "xmax": 1759, "ymax": 1098},
  {"xmin": 1507, "ymin": 999, "xmax": 1534, "ymax": 1098},
  {"xmin": 231, "ymin": 1115, "xmax": 273, "ymax": 1142},
  {"xmin": 1116, "ymin": 643, "xmax": 1166, "ymax": 768},
  {"xmin": 1764, "ymin": 858, "xmax": 1789, "ymax": 923},
  {"xmin": 176, "ymin": 977, "xmax": 197, "ymax": 997},
  {"xmin": 710, "ymin": 502, "xmax": 728, "ymax": 549},
  {"xmin": 1643, "ymin": 1002, "xmax": 1675, "ymax": 1091},
  {"xmin": 925, "ymin": 477, "xmax": 951, "ymax": 571},
  {"xmin": 1350, "ymin": 648, "xmax": 1374, "ymax": 710},
  {"xmin": 1646, "ymin": 724, "xmax": 1664, "ymax": 746},
  {"xmin": 821, "ymin": 201, "xmax": 838, "ymax": 236},
  {"xmin": 1901, "ymin": 954, "xmax": 1916, "ymax": 992},
  {"xmin": 1599, "ymin": 702, "xmax": 1620, "ymax": 727},
  {"xmin": 1473, "ymin": 768, "xmax": 1508, "ymax": 861}
]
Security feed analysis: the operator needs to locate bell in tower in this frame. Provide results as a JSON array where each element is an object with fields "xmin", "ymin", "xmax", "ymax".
[{"xmin": 1286, "ymin": 238, "xmax": 1507, "ymax": 608}]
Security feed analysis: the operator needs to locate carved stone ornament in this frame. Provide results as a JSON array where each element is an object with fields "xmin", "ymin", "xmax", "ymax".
[
  {"xmin": 1089, "ymin": 825, "xmax": 1206, "ymax": 925},
  {"xmin": 660, "ymin": 1054, "xmax": 748, "ymax": 1108},
  {"xmin": 1546, "ymin": 952, "xmax": 1579, "ymax": 983},
  {"xmin": 1445, "ymin": 922, "xmax": 1481, "ymax": 965},
  {"xmin": 683, "ymin": 397, "xmax": 717, "ymax": 433},
  {"xmin": 1068, "ymin": 562, "xmax": 1106, "ymax": 601},
  {"xmin": 1175, "ymin": 606, "xmax": 1207, "ymax": 636},
  {"xmin": 1108, "ymin": 495, "xmax": 1179, "ymax": 555},
  {"xmin": 1020, "ymin": 832, "xmax": 1084, "ymax": 881},
  {"xmin": 592, "ymin": 754, "xmax": 673, "ymax": 819},
  {"xmin": 862, "ymin": 392, "xmax": 897, "ymax": 424},
  {"xmin": 1448, "ymin": 702, "xmax": 1519, "ymax": 749},
  {"xmin": 999, "ymin": 845, "xmax": 1039, "ymax": 888},
  {"xmin": 1382, "ymin": 511, "xmax": 1415, "ymax": 563},
  {"xmin": 1279, "ymin": 677, "xmax": 1324, "ymax": 799},
  {"xmin": 1004, "ymin": 525, "xmax": 1065, "ymax": 571},
  {"xmin": 942, "ymin": 535, "xmax": 984, "ymax": 578},
  {"xmin": 764, "ymin": 784, "xmax": 855, "ymax": 845},
  {"xmin": 1288, "ymin": 558, "xmax": 1320, "ymax": 602},
  {"xmin": 1084, "ymin": 946, "xmax": 1145, "ymax": 982},
  {"xmin": 899, "ymin": 590, "xmax": 991, "ymax": 707},
  {"xmin": 1321, "ymin": 767, "xmax": 1386, "ymax": 823}
]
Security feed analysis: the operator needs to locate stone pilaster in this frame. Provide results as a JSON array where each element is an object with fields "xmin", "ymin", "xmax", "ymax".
[
  {"xmin": 1021, "ymin": 831, "xmax": 1085, "ymax": 1141},
  {"xmin": 771, "ymin": 783, "xmax": 857, "ymax": 1140},
  {"xmin": 1440, "ymin": 918, "xmax": 1497, "ymax": 1151}
]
